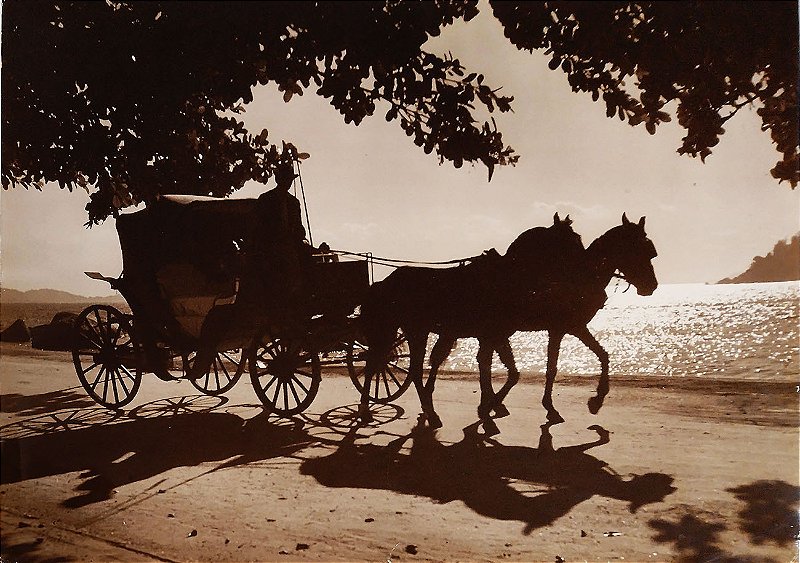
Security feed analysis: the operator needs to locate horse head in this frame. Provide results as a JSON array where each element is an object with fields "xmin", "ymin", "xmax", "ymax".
[{"xmin": 593, "ymin": 213, "xmax": 658, "ymax": 296}]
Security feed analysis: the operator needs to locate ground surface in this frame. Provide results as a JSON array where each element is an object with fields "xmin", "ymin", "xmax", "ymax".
[{"xmin": 1, "ymin": 342, "xmax": 798, "ymax": 562}]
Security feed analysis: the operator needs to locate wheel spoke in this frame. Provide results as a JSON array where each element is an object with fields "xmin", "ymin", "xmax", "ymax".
[
  {"xmin": 271, "ymin": 377, "xmax": 282, "ymax": 406},
  {"xmin": 83, "ymin": 323, "xmax": 104, "ymax": 349},
  {"xmin": 101, "ymin": 368, "xmax": 110, "ymax": 402},
  {"xmin": 93, "ymin": 310, "xmax": 109, "ymax": 344},
  {"xmin": 385, "ymin": 366, "xmax": 402, "ymax": 388},
  {"xmin": 106, "ymin": 320, "xmax": 118, "ymax": 345},
  {"xmin": 221, "ymin": 350, "xmax": 240, "ymax": 366},
  {"xmin": 90, "ymin": 366, "xmax": 106, "ymax": 391},
  {"xmin": 81, "ymin": 361, "xmax": 100, "ymax": 376},
  {"xmin": 283, "ymin": 381, "xmax": 290, "ymax": 411},
  {"xmin": 120, "ymin": 364, "xmax": 136, "ymax": 382},
  {"xmin": 115, "ymin": 368, "xmax": 131, "ymax": 396},
  {"xmin": 261, "ymin": 374, "xmax": 278, "ymax": 395},
  {"xmin": 287, "ymin": 379, "xmax": 301, "ymax": 406},
  {"xmin": 290, "ymin": 374, "xmax": 309, "ymax": 395},
  {"xmin": 110, "ymin": 369, "xmax": 120, "ymax": 404},
  {"xmin": 216, "ymin": 356, "xmax": 231, "ymax": 379}
]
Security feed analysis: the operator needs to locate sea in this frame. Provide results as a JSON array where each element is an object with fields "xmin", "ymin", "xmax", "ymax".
[
  {"xmin": 2, "ymin": 282, "xmax": 798, "ymax": 382},
  {"xmin": 445, "ymin": 281, "xmax": 799, "ymax": 382}
]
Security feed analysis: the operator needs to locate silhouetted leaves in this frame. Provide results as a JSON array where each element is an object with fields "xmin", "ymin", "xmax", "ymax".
[
  {"xmin": 491, "ymin": 1, "xmax": 798, "ymax": 187},
  {"xmin": 2, "ymin": 1, "xmax": 516, "ymax": 223},
  {"xmin": 727, "ymin": 480, "xmax": 800, "ymax": 547},
  {"xmin": 2, "ymin": 2, "xmax": 796, "ymax": 225}
]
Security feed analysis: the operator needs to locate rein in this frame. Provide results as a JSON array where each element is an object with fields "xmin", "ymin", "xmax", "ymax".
[{"xmin": 330, "ymin": 249, "xmax": 484, "ymax": 269}]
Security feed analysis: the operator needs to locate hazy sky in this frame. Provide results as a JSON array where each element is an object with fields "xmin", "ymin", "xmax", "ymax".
[{"xmin": 2, "ymin": 3, "xmax": 799, "ymax": 296}]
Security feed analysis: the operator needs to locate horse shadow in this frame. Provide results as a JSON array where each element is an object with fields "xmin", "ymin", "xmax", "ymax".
[{"xmin": 300, "ymin": 421, "xmax": 676, "ymax": 534}]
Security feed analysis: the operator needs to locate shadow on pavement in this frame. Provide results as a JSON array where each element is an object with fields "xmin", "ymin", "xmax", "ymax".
[
  {"xmin": 300, "ymin": 421, "xmax": 676, "ymax": 535},
  {"xmin": 1, "ymin": 388, "xmax": 96, "ymax": 416}
]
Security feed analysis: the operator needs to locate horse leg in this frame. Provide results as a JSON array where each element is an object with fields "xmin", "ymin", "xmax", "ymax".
[
  {"xmin": 427, "ymin": 334, "xmax": 455, "ymax": 395},
  {"xmin": 475, "ymin": 340, "xmax": 501, "ymax": 436},
  {"xmin": 476, "ymin": 340, "xmax": 496, "ymax": 420},
  {"xmin": 357, "ymin": 363, "xmax": 376, "ymax": 424},
  {"xmin": 408, "ymin": 332, "xmax": 442, "ymax": 428},
  {"xmin": 571, "ymin": 326, "xmax": 610, "ymax": 414},
  {"xmin": 543, "ymin": 331, "xmax": 565, "ymax": 424},
  {"xmin": 491, "ymin": 338, "xmax": 520, "ymax": 418},
  {"xmin": 358, "ymin": 372, "xmax": 375, "ymax": 423}
]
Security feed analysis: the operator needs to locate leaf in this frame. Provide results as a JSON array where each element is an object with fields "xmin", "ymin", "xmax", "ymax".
[{"xmin": 297, "ymin": 152, "xmax": 310, "ymax": 160}]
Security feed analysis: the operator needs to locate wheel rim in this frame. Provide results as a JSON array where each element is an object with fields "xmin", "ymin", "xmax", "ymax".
[
  {"xmin": 249, "ymin": 338, "xmax": 320, "ymax": 416},
  {"xmin": 188, "ymin": 349, "xmax": 244, "ymax": 395},
  {"xmin": 348, "ymin": 332, "xmax": 412, "ymax": 403},
  {"xmin": 72, "ymin": 305, "xmax": 141, "ymax": 409}
]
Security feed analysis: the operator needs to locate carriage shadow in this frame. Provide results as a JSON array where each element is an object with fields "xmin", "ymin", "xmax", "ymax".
[
  {"xmin": 0, "ymin": 396, "xmax": 321, "ymax": 508},
  {"xmin": 0, "ymin": 393, "xmax": 409, "ymax": 509},
  {"xmin": 300, "ymin": 421, "xmax": 676, "ymax": 534},
  {"xmin": 0, "ymin": 388, "xmax": 97, "ymax": 416}
]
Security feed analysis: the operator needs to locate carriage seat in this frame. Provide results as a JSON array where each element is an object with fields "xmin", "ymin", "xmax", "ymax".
[{"xmin": 155, "ymin": 262, "xmax": 237, "ymax": 339}]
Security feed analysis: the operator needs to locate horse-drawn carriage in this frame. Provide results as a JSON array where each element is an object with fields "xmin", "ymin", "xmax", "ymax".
[{"xmin": 72, "ymin": 192, "xmax": 411, "ymax": 415}]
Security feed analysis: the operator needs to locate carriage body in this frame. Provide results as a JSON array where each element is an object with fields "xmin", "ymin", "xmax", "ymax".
[{"xmin": 72, "ymin": 194, "xmax": 409, "ymax": 413}]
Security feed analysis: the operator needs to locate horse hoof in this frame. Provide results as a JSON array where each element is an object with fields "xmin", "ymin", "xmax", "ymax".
[
  {"xmin": 493, "ymin": 403, "xmax": 510, "ymax": 419},
  {"xmin": 427, "ymin": 413, "xmax": 443, "ymax": 429},
  {"xmin": 588, "ymin": 397, "xmax": 603, "ymax": 414},
  {"xmin": 483, "ymin": 419, "xmax": 500, "ymax": 437},
  {"xmin": 547, "ymin": 411, "xmax": 565, "ymax": 424},
  {"xmin": 477, "ymin": 405, "xmax": 491, "ymax": 420}
]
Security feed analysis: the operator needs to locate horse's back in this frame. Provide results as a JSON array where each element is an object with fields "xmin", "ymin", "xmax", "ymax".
[
  {"xmin": 376, "ymin": 262, "xmax": 514, "ymax": 335},
  {"xmin": 505, "ymin": 224, "xmax": 585, "ymax": 282}
]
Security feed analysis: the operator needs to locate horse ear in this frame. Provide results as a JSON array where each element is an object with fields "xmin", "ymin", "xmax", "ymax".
[
  {"xmin": 553, "ymin": 212, "xmax": 560, "ymax": 224},
  {"xmin": 622, "ymin": 212, "xmax": 630, "ymax": 225},
  {"xmin": 564, "ymin": 214, "xmax": 573, "ymax": 226},
  {"xmin": 638, "ymin": 216, "xmax": 646, "ymax": 228}
]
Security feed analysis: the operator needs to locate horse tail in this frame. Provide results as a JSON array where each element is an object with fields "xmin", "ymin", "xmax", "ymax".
[{"xmin": 359, "ymin": 278, "xmax": 401, "ymax": 378}]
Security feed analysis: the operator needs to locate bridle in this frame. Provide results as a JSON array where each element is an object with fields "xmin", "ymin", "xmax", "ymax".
[{"xmin": 612, "ymin": 270, "xmax": 632, "ymax": 293}]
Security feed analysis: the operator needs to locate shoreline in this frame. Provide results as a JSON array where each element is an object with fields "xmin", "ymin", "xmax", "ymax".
[{"xmin": 2, "ymin": 342, "xmax": 797, "ymax": 430}]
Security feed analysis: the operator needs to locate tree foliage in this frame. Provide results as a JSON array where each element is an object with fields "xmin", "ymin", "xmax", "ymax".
[
  {"xmin": 491, "ymin": 1, "xmax": 798, "ymax": 187},
  {"xmin": 2, "ymin": 0, "xmax": 516, "ymax": 223},
  {"xmin": 2, "ymin": 1, "xmax": 796, "ymax": 224}
]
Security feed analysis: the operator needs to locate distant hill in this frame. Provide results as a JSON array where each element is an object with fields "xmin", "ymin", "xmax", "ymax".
[
  {"xmin": 0, "ymin": 287, "xmax": 125, "ymax": 304},
  {"xmin": 719, "ymin": 234, "xmax": 800, "ymax": 284}
]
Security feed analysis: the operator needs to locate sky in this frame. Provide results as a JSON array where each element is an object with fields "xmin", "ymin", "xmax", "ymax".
[{"xmin": 1, "ymin": 3, "xmax": 799, "ymax": 296}]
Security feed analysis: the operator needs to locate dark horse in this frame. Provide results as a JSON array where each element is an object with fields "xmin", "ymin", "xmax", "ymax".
[
  {"xmin": 424, "ymin": 214, "xmax": 585, "ymax": 424},
  {"xmin": 358, "ymin": 213, "xmax": 658, "ymax": 427},
  {"xmin": 358, "ymin": 213, "xmax": 585, "ymax": 425}
]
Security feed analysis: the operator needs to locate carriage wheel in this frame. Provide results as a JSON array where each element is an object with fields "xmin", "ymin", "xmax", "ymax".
[
  {"xmin": 249, "ymin": 337, "xmax": 321, "ymax": 416},
  {"xmin": 348, "ymin": 331, "xmax": 412, "ymax": 404},
  {"xmin": 72, "ymin": 305, "xmax": 141, "ymax": 409},
  {"xmin": 186, "ymin": 349, "xmax": 245, "ymax": 396}
]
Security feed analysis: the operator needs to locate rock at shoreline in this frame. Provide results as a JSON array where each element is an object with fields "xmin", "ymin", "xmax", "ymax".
[
  {"xmin": 0, "ymin": 319, "xmax": 31, "ymax": 343},
  {"xmin": 30, "ymin": 312, "xmax": 78, "ymax": 351}
]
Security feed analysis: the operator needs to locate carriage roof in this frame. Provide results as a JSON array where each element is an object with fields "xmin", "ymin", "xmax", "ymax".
[{"xmin": 116, "ymin": 194, "xmax": 267, "ymax": 277}]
